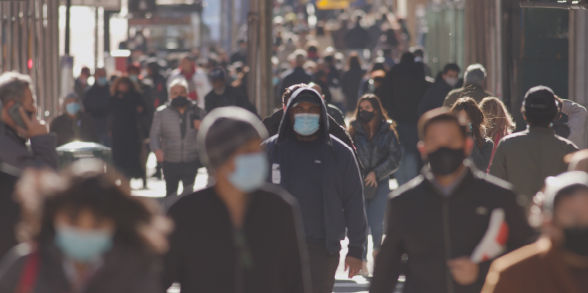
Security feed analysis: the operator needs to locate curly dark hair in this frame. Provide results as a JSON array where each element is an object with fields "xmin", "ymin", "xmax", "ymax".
[
  {"xmin": 15, "ymin": 160, "xmax": 171, "ymax": 254},
  {"xmin": 450, "ymin": 97, "xmax": 487, "ymax": 148}
]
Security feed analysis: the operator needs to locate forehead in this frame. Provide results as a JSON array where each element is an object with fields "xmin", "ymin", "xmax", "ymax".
[
  {"xmin": 424, "ymin": 121, "xmax": 464, "ymax": 140},
  {"xmin": 292, "ymin": 101, "xmax": 320, "ymax": 109}
]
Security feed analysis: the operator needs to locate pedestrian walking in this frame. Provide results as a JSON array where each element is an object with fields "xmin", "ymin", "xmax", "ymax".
[
  {"xmin": 370, "ymin": 108, "xmax": 535, "ymax": 293},
  {"xmin": 264, "ymin": 86, "xmax": 367, "ymax": 293},
  {"xmin": 73, "ymin": 67, "xmax": 91, "ymax": 101},
  {"xmin": 204, "ymin": 67, "xmax": 257, "ymax": 114},
  {"xmin": 0, "ymin": 160, "xmax": 170, "ymax": 293},
  {"xmin": 167, "ymin": 56, "xmax": 212, "ymax": 109},
  {"xmin": 377, "ymin": 52, "xmax": 428, "ymax": 185},
  {"xmin": 418, "ymin": 63, "xmax": 461, "ymax": 117},
  {"xmin": 150, "ymin": 78, "xmax": 205, "ymax": 196},
  {"xmin": 490, "ymin": 86, "xmax": 578, "ymax": 208},
  {"xmin": 349, "ymin": 94, "xmax": 402, "ymax": 270},
  {"xmin": 109, "ymin": 77, "xmax": 146, "ymax": 182},
  {"xmin": 479, "ymin": 97, "xmax": 515, "ymax": 169},
  {"xmin": 450, "ymin": 98, "xmax": 494, "ymax": 171},
  {"xmin": 0, "ymin": 72, "xmax": 57, "ymax": 169},
  {"xmin": 50, "ymin": 93, "xmax": 98, "ymax": 146},
  {"xmin": 164, "ymin": 107, "xmax": 310, "ymax": 293},
  {"xmin": 279, "ymin": 50, "xmax": 313, "ymax": 95},
  {"xmin": 341, "ymin": 53, "xmax": 366, "ymax": 111},
  {"xmin": 443, "ymin": 64, "xmax": 493, "ymax": 107},
  {"xmin": 83, "ymin": 68, "xmax": 112, "ymax": 146},
  {"xmin": 482, "ymin": 171, "xmax": 588, "ymax": 293}
]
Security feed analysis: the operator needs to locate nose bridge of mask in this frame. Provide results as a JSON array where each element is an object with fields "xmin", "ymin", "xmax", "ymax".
[{"xmin": 293, "ymin": 113, "xmax": 321, "ymax": 136}]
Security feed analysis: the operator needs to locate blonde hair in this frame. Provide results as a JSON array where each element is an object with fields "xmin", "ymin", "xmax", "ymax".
[{"xmin": 480, "ymin": 97, "xmax": 515, "ymax": 139}]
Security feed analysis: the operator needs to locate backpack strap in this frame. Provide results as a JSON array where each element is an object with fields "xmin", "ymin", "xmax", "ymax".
[{"xmin": 15, "ymin": 250, "xmax": 40, "ymax": 293}]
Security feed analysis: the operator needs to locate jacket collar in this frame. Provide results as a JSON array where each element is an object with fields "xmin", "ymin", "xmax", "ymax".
[
  {"xmin": 528, "ymin": 126, "xmax": 555, "ymax": 135},
  {"xmin": 421, "ymin": 160, "xmax": 476, "ymax": 197}
]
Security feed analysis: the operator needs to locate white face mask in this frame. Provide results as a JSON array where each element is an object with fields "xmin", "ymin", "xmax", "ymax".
[{"xmin": 445, "ymin": 77, "xmax": 459, "ymax": 87}]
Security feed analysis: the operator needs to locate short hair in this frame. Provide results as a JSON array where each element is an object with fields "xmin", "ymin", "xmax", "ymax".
[
  {"xmin": 418, "ymin": 108, "xmax": 467, "ymax": 141},
  {"xmin": 0, "ymin": 72, "xmax": 34, "ymax": 104},
  {"xmin": 168, "ymin": 78, "xmax": 189, "ymax": 94},
  {"xmin": 464, "ymin": 64, "xmax": 487, "ymax": 87},
  {"xmin": 442, "ymin": 63, "xmax": 461, "ymax": 75}
]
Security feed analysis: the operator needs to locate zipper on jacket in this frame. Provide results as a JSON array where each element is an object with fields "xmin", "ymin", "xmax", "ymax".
[{"xmin": 442, "ymin": 199, "xmax": 455, "ymax": 293}]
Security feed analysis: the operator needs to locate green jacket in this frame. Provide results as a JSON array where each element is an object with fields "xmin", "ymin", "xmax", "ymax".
[
  {"xmin": 443, "ymin": 84, "xmax": 493, "ymax": 107},
  {"xmin": 489, "ymin": 127, "xmax": 578, "ymax": 207}
]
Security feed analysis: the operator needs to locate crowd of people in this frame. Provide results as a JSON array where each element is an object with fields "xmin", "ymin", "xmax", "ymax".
[{"xmin": 0, "ymin": 5, "xmax": 588, "ymax": 293}]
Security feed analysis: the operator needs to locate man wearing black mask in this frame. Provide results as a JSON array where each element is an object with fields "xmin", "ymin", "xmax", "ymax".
[
  {"xmin": 483, "ymin": 171, "xmax": 588, "ymax": 292},
  {"xmin": 371, "ymin": 108, "xmax": 535, "ymax": 293},
  {"xmin": 150, "ymin": 78, "xmax": 206, "ymax": 196}
]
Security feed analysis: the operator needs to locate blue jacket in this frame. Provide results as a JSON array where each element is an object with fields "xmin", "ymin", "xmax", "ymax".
[{"xmin": 263, "ymin": 89, "xmax": 367, "ymax": 258}]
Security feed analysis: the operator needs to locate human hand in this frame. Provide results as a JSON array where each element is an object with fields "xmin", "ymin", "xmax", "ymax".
[
  {"xmin": 447, "ymin": 257, "xmax": 479, "ymax": 285},
  {"xmin": 19, "ymin": 107, "xmax": 47, "ymax": 137},
  {"xmin": 364, "ymin": 171, "xmax": 378, "ymax": 187},
  {"xmin": 154, "ymin": 149, "xmax": 165, "ymax": 162},
  {"xmin": 345, "ymin": 256, "xmax": 362, "ymax": 278}
]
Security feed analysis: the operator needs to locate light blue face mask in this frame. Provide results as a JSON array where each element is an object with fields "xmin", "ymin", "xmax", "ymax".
[
  {"xmin": 229, "ymin": 152, "xmax": 268, "ymax": 193},
  {"xmin": 293, "ymin": 113, "xmax": 320, "ymax": 136},
  {"xmin": 97, "ymin": 77, "xmax": 108, "ymax": 86},
  {"xmin": 129, "ymin": 75, "xmax": 139, "ymax": 83},
  {"xmin": 66, "ymin": 102, "xmax": 81, "ymax": 116},
  {"xmin": 55, "ymin": 226, "xmax": 113, "ymax": 263}
]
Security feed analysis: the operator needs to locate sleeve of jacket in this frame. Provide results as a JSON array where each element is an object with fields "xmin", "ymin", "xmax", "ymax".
[
  {"xmin": 562, "ymin": 99, "xmax": 588, "ymax": 148},
  {"xmin": 340, "ymin": 148, "xmax": 368, "ymax": 259},
  {"xmin": 29, "ymin": 134, "xmax": 58, "ymax": 169},
  {"xmin": 149, "ymin": 110, "xmax": 163, "ymax": 151},
  {"xmin": 374, "ymin": 131, "xmax": 402, "ymax": 182},
  {"xmin": 370, "ymin": 198, "xmax": 404, "ymax": 293},
  {"xmin": 279, "ymin": 194, "xmax": 312, "ymax": 293},
  {"xmin": 489, "ymin": 143, "xmax": 507, "ymax": 181}
]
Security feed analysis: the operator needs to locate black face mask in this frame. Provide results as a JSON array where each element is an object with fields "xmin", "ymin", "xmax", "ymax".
[
  {"xmin": 562, "ymin": 226, "xmax": 588, "ymax": 257},
  {"xmin": 359, "ymin": 110, "xmax": 375, "ymax": 123},
  {"xmin": 171, "ymin": 96, "xmax": 190, "ymax": 108},
  {"xmin": 427, "ymin": 147, "xmax": 466, "ymax": 176}
]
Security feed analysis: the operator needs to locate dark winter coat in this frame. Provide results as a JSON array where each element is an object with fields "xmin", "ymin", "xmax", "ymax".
[
  {"xmin": 0, "ymin": 244, "xmax": 162, "ymax": 293},
  {"xmin": 109, "ymin": 91, "xmax": 145, "ymax": 178},
  {"xmin": 471, "ymin": 138, "xmax": 495, "ymax": 172},
  {"xmin": 263, "ymin": 91, "xmax": 367, "ymax": 258},
  {"xmin": 350, "ymin": 119, "xmax": 402, "ymax": 181},
  {"xmin": 279, "ymin": 67, "xmax": 312, "ymax": 95},
  {"xmin": 342, "ymin": 67, "xmax": 366, "ymax": 109},
  {"xmin": 83, "ymin": 84, "xmax": 111, "ymax": 139},
  {"xmin": 376, "ymin": 61, "xmax": 428, "ymax": 124},
  {"xmin": 418, "ymin": 78, "xmax": 454, "ymax": 117},
  {"xmin": 50, "ymin": 113, "xmax": 98, "ymax": 146},
  {"xmin": 0, "ymin": 167, "xmax": 19, "ymax": 259},
  {"xmin": 164, "ymin": 185, "xmax": 310, "ymax": 293},
  {"xmin": 371, "ymin": 163, "xmax": 536, "ymax": 293},
  {"xmin": 204, "ymin": 86, "xmax": 257, "ymax": 114}
]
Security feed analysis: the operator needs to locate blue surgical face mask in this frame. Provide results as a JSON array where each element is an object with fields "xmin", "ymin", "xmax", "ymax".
[
  {"xmin": 66, "ymin": 102, "xmax": 81, "ymax": 116},
  {"xmin": 293, "ymin": 113, "xmax": 321, "ymax": 136},
  {"xmin": 229, "ymin": 152, "xmax": 268, "ymax": 193},
  {"xmin": 129, "ymin": 75, "xmax": 139, "ymax": 83},
  {"xmin": 97, "ymin": 77, "xmax": 108, "ymax": 86},
  {"xmin": 55, "ymin": 226, "xmax": 113, "ymax": 263}
]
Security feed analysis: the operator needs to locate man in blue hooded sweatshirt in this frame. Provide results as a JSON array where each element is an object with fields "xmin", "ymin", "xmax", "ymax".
[{"xmin": 264, "ymin": 86, "xmax": 367, "ymax": 293}]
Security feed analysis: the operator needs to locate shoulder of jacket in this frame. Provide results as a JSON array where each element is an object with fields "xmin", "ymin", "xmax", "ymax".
[
  {"xmin": 554, "ymin": 134, "xmax": 579, "ymax": 150},
  {"xmin": 262, "ymin": 135, "xmax": 279, "ymax": 147},
  {"xmin": 155, "ymin": 105, "xmax": 169, "ymax": 112},
  {"xmin": 329, "ymin": 135, "xmax": 354, "ymax": 155},
  {"xmin": 390, "ymin": 175, "xmax": 426, "ymax": 200},
  {"xmin": 472, "ymin": 170, "xmax": 514, "ymax": 193},
  {"xmin": 257, "ymin": 184, "xmax": 298, "ymax": 208},
  {"xmin": 168, "ymin": 188, "xmax": 213, "ymax": 215}
]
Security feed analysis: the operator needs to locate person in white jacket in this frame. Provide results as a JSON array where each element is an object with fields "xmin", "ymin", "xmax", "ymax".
[
  {"xmin": 558, "ymin": 97, "xmax": 588, "ymax": 149},
  {"xmin": 167, "ymin": 56, "xmax": 211, "ymax": 109}
]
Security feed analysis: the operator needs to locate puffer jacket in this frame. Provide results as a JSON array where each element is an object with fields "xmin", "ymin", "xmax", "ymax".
[
  {"xmin": 149, "ymin": 103, "xmax": 206, "ymax": 163},
  {"xmin": 350, "ymin": 119, "xmax": 402, "ymax": 181}
]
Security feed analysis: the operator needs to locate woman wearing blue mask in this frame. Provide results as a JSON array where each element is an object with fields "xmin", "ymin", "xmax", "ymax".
[
  {"xmin": 164, "ymin": 106, "xmax": 310, "ymax": 293},
  {"xmin": 50, "ymin": 93, "xmax": 98, "ymax": 146},
  {"xmin": 0, "ymin": 160, "xmax": 171, "ymax": 293}
]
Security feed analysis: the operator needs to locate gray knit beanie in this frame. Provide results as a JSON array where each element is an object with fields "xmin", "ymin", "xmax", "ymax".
[{"xmin": 197, "ymin": 107, "xmax": 268, "ymax": 171}]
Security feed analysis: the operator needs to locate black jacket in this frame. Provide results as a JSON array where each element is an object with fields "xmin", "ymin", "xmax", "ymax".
[
  {"xmin": 418, "ymin": 78, "xmax": 454, "ymax": 117},
  {"xmin": 263, "ymin": 109, "xmax": 354, "ymax": 151},
  {"xmin": 371, "ymin": 163, "xmax": 536, "ymax": 293},
  {"xmin": 279, "ymin": 67, "xmax": 312, "ymax": 95},
  {"xmin": 0, "ymin": 167, "xmax": 19, "ymax": 259},
  {"xmin": 164, "ymin": 185, "xmax": 310, "ymax": 293},
  {"xmin": 204, "ymin": 86, "xmax": 257, "ymax": 114},
  {"xmin": 0, "ymin": 244, "xmax": 162, "ymax": 293},
  {"xmin": 263, "ymin": 92, "xmax": 367, "ymax": 258},
  {"xmin": 50, "ymin": 113, "xmax": 98, "ymax": 146},
  {"xmin": 350, "ymin": 120, "xmax": 402, "ymax": 181}
]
